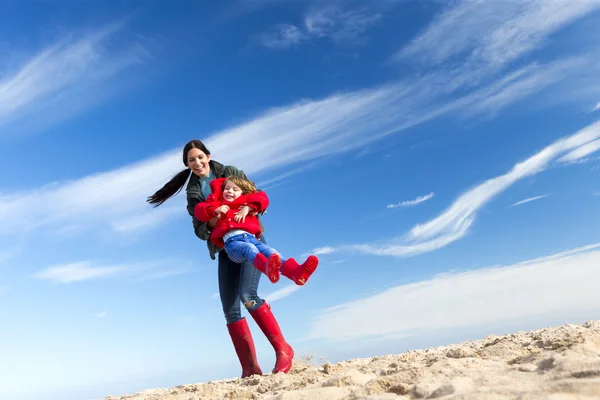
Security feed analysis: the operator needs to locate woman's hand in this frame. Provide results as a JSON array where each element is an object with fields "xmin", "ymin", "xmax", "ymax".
[
  {"xmin": 208, "ymin": 216, "xmax": 219, "ymax": 229},
  {"xmin": 234, "ymin": 206, "xmax": 251, "ymax": 223}
]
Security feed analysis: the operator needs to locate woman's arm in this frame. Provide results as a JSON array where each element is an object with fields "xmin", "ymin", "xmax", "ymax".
[{"xmin": 187, "ymin": 194, "xmax": 213, "ymax": 241}]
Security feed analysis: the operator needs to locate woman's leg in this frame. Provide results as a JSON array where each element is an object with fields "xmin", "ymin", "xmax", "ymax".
[
  {"xmin": 242, "ymin": 236, "xmax": 294, "ymax": 374},
  {"xmin": 218, "ymin": 250, "xmax": 262, "ymax": 378},
  {"xmin": 218, "ymin": 250, "xmax": 242, "ymax": 324}
]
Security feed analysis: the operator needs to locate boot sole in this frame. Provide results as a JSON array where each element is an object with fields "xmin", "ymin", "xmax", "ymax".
[{"xmin": 267, "ymin": 253, "xmax": 282, "ymax": 283}]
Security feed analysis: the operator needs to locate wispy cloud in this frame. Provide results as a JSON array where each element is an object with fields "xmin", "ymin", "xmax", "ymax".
[
  {"xmin": 510, "ymin": 194, "xmax": 548, "ymax": 207},
  {"xmin": 2, "ymin": 2, "xmax": 598, "ymax": 239},
  {"xmin": 304, "ymin": 4, "xmax": 382, "ymax": 43},
  {"xmin": 307, "ymin": 242, "xmax": 600, "ymax": 342},
  {"xmin": 256, "ymin": 163, "xmax": 318, "ymax": 188},
  {"xmin": 396, "ymin": 0, "xmax": 600, "ymax": 71},
  {"xmin": 302, "ymin": 246, "xmax": 335, "ymax": 258},
  {"xmin": 592, "ymin": 102, "xmax": 600, "ymax": 111},
  {"xmin": 312, "ymin": 246, "xmax": 335, "ymax": 256},
  {"xmin": 260, "ymin": 4, "xmax": 381, "ymax": 49},
  {"xmin": 33, "ymin": 259, "xmax": 190, "ymax": 283},
  {"xmin": 0, "ymin": 22, "xmax": 154, "ymax": 133},
  {"xmin": 346, "ymin": 120, "xmax": 600, "ymax": 257},
  {"xmin": 1, "ymin": 60, "xmax": 587, "ymax": 238},
  {"xmin": 264, "ymin": 284, "xmax": 300, "ymax": 303},
  {"xmin": 111, "ymin": 204, "xmax": 182, "ymax": 233},
  {"xmin": 558, "ymin": 139, "xmax": 600, "ymax": 163},
  {"xmin": 260, "ymin": 24, "xmax": 307, "ymax": 49},
  {"xmin": 387, "ymin": 192, "xmax": 434, "ymax": 209},
  {"xmin": 95, "ymin": 311, "xmax": 107, "ymax": 318},
  {"xmin": 34, "ymin": 261, "xmax": 130, "ymax": 283},
  {"xmin": 594, "ymin": 192, "xmax": 600, "ymax": 196}
]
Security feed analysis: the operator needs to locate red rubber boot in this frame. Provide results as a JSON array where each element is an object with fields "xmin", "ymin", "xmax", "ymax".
[
  {"xmin": 249, "ymin": 301, "xmax": 294, "ymax": 374},
  {"xmin": 253, "ymin": 253, "xmax": 282, "ymax": 283},
  {"xmin": 280, "ymin": 256, "xmax": 318, "ymax": 285},
  {"xmin": 226, "ymin": 318, "xmax": 263, "ymax": 378}
]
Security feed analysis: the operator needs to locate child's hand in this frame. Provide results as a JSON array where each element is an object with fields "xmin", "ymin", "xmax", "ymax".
[
  {"xmin": 214, "ymin": 205, "xmax": 230, "ymax": 217},
  {"xmin": 234, "ymin": 206, "xmax": 251, "ymax": 223}
]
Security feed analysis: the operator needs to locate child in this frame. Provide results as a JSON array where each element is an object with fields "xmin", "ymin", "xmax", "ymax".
[{"xmin": 194, "ymin": 176, "xmax": 318, "ymax": 285}]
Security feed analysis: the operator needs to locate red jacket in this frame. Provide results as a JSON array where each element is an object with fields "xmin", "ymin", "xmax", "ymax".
[{"xmin": 194, "ymin": 178, "xmax": 269, "ymax": 248}]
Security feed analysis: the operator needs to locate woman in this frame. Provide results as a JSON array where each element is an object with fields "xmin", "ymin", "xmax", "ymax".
[{"xmin": 147, "ymin": 140, "xmax": 293, "ymax": 378}]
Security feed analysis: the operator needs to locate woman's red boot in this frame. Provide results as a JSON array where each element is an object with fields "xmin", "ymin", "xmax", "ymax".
[
  {"xmin": 249, "ymin": 301, "xmax": 294, "ymax": 373},
  {"xmin": 226, "ymin": 318, "xmax": 263, "ymax": 378}
]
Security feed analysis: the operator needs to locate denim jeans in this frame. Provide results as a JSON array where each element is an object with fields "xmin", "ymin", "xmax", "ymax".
[
  {"xmin": 224, "ymin": 232, "xmax": 281, "ymax": 265},
  {"xmin": 218, "ymin": 234, "xmax": 268, "ymax": 324}
]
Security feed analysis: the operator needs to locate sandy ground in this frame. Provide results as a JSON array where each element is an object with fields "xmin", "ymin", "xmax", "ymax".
[{"xmin": 105, "ymin": 320, "xmax": 600, "ymax": 400}]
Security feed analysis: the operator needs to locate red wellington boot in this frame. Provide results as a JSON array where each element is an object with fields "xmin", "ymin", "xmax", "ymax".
[
  {"xmin": 253, "ymin": 253, "xmax": 281, "ymax": 283},
  {"xmin": 226, "ymin": 318, "xmax": 263, "ymax": 378},
  {"xmin": 280, "ymin": 256, "xmax": 318, "ymax": 286},
  {"xmin": 249, "ymin": 301, "xmax": 294, "ymax": 374}
]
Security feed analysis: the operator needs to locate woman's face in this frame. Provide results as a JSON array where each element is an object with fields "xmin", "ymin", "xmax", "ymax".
[{"xmin": 187, "ymin": 148, "xmax": 211, "ymax": 178}]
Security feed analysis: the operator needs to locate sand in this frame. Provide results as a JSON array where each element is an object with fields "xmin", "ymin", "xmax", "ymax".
[{"xmin": 105, "ymin": 320, "xmax": 600, "ymax": 400}]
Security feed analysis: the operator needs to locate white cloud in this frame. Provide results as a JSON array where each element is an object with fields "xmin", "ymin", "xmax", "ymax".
[
  {"xmin": 592, "ymin": 102, "xmax": 600, "ymax": 111},
  {"xmin": 95, "ymin": 311, "xmax": 107, "ymax": 318},
  {"xmin": 558, "ymin": 138, "xmax": 600, "ymax": 163},
  {"xmin": 111, "ymin": 204, "xmax": 182, "ymax": 233},
  {"xmin": 303, "ymin": 4, "xmax": 382, "ymax": 43},
  {"xmin": 307, "ymin": 242, "xmax": 600, "ymax": 342},
  {"xmin": 387, "ymin": 192, "xmax": 434, "ymax": 208},
  {"xmin": 510, "ymin": 194, "xmax": 548, "ymax": 207},
  {"xmin": 34, "ymin": 261, "xmax": 130, "ymax": 283},
  {"xmin": 347, "ymin": 120, "xmax": 600, "ymax": 257},
  {"xmin": 264, "ymin": 284, "xmax": 300, "ymax": 303},
  {"xmin": 302, "ymin": 246, "xmax": 336, "ymax": 259},
  {"xmin": 33, "ymin": 259, "xmax": 189, "ymax": 283},
  {"xmin": 311, "ymin": 246, "xmax": 335, "ymax": 256},
  {"xmin": 261, "ymin": 4, "xmax": 381, "ymax": 49},
  {"xmin": 260, "ymin": 24, "xmax": 307, "ymax": 49},
  {"xmin": 0, "ymin": 23, "xmax": 153, "ymax": 132},
  {"xmin": 396, "ymin": 0, "xmax": 600, "ymax": 69},
  {"xmin": 256, "ymin": 163, "xmax": 317, "ymax": 188},
  {"xmin": 2, "ymin": 5, "xmax": 598, "ymax": 238}
]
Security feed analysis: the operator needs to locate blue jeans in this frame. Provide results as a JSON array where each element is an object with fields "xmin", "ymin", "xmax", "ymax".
[
  {"xmin": 218, "ymin": 234, "xmax": 269, "ymax": 324},
  {"xmin": 224, "ymin": 232, "xmax": 281, "ymax": 265}
]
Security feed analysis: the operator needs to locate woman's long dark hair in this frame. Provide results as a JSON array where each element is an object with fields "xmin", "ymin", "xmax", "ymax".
[{"xmin": 147, "ymin": 140, "xmax": 210, "ymax": 207}]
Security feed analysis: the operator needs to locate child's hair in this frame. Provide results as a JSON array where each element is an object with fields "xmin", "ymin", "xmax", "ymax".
[{"xmin": 223, "ymin": 176, "xmax": 258, "ymax": 195}]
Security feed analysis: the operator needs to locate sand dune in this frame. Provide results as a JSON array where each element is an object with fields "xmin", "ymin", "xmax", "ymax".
[{"xmin": 105, "ymin": 320, "xmax": 600, "ymax": 399}]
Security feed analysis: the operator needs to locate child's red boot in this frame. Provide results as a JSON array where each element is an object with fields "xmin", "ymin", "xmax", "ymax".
[
  {"xmin": 253, "ymin": 253, "xmax": 281, "ymax": 283},
  {"xmin": 280, "ymin": 256, "xmax": 318, "ymax": 285}
]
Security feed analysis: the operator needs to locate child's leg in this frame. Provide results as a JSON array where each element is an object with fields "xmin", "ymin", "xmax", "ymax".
[
  {"xmin": 247, "ymin": 237, "xmax": 282, "ymax": 283},
  {"xmin": 225, "ymin": 239, "xmax": 260, "ymax": 265},
  {"xmin": 225, "ymin": 238, "xmax": 280, "ymax": 283}
]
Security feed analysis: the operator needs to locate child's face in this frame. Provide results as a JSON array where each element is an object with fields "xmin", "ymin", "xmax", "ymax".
[{"xmin": 223, "ymin": 181, "xmax": 243, "ymax": 202}]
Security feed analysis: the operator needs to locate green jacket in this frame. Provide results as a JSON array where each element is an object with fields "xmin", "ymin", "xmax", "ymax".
[{"xmin": 186, "ymin": 160, "xmax": 264, "ymax": 260}]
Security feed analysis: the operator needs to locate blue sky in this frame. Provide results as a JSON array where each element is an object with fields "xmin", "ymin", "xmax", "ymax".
[{"xmin": 1, "ymin": 1, "xmax": 600, "ymax": 399}]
